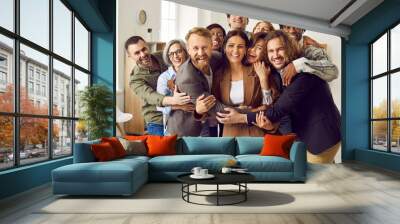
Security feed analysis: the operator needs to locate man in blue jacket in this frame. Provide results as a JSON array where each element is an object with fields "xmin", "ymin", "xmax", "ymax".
[{"xmin": 216, "ymin": 30, "xmax": 341, "ymax": 163}]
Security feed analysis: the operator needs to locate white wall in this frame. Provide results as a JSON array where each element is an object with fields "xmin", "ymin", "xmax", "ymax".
[
  {"xmin": 176, "ymin": 4, "xmax": 198, "ymax": 40},
  {"xmin": 116, "ymin": 0, "xmax": 161, "ymax": 109}
]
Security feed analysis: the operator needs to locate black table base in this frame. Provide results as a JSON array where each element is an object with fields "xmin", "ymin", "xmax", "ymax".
[{"xmin": 181, "ymin": 183, "xmax": 249, "ymax": 206}]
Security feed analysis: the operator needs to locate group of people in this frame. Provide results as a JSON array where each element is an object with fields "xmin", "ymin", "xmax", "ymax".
[{"xmin": 126, "ymin": 14, "xmax": 341, "ymax": 163}]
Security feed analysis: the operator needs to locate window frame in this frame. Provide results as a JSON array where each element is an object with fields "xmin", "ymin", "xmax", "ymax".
[
  {"xmin": 370, "ymin": 21, "xmax": 400, "ymax": 154},
  {"xmin": 0, "ymin": 0, "xmax": 92, "ymax": 171}
]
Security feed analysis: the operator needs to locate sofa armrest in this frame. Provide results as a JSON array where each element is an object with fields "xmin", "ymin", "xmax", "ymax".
[
  {"xmin": 289, "ymin": 141, "xmax": 307, "ymax": 181},
  {"xmin": 73, "ymin": 140, "xmax": 100, "ymax": 163}
]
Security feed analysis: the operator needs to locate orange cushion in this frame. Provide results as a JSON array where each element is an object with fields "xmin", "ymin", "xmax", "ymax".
[
  {"xmin": 101, "ymin": 137, "xmax": 127, "ymax": 158},
  {"xmin": 146, "ymin": 135, "xmax": 177, "ymax": 157},
  {"xmin": 124, "ymin": 135, "xmax": 149, "ymax": 141},
  {"xmin": 260, "ymin": 134, "xmax": 297, "ymax": 159},
  {"xmin": 91, "ymin": 142, "xmax": 117, "ymax": 161}
]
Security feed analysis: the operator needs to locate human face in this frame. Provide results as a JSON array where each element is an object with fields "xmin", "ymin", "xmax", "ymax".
[
  {"xmin": 224, "ymin": 35, "xmax": 246, "ymax": 64},
  {"xmin": 281, "ymin": 25, "xmax": 304, "ymax": 42},
  {"xmin": 187, "ymin": 34, "xmax": 212, "ymax": 70},
  {"xmin": 247, "ymin": 39, "xmax": 265, "ymax": 64},
  {"xmin": 168, "ymin": 43, "xmax": 186, "ymax": 70},
  {"xmin": 228, "ymin": 15, "xmax": 248, "ymax": 31},
  {"xmin": 126, "ymin": 40, "xmax": 152, "ymax": 68},
  {"xmin": 210, "ymin": 27, "xmax": 224, "ymax": 51},
  {"xmin": 254, "ymin": 22, "xmax": 273, "ymax": 34},
  {"xmin": 267, "ymin": 37, "xmax": 289, "ymax": 70}
]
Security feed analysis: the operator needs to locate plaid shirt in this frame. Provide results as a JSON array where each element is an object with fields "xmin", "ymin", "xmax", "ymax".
[{"xmin": 292, "ymin": 45, "xmax": 338, "ymax": 82}]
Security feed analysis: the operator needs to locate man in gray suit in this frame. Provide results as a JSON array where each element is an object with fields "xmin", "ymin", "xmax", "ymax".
[{"xmin": 167, "ymin": 27, "xmax": 223, "ymax": 137}]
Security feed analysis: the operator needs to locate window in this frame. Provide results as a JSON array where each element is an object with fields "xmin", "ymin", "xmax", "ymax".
[
  {"xmin": 53, "ymin": 0, "xmax": 72, "ymax": 60},
  {"xmin": 42, "ymin": 85, "xmax": 46, "ymax": 97},
  {"xmin": 371, "ymin": 23, "xmax": 400, "ymax": 154},
  {"xmin": 28, "ymin": 67, "xmax": 34, "ymax": 80},
  {"xmin": 0, "ymin": 0, "xmax": 14, "ymax": 32},
  {"xmin": 0, "ymin": 54, "xmax": 7, "ymax": 89},
  {"xmin": 28, "ymin": 81, "xmax": 34, "ymax": 94},
  {"xmin": 0, "ymin": 70, "xmax": 7, "ymax": 87},
  {"xmin": 20, "ymin": 0, "xmax": 49, "ymax": 49},
  {"xmin": 161, "ymin": 0, "xmax": 177, "ymax": 42},
  {"xmin": 53, "ymin": 59, "xmax": 71, "ymax": 117},
  {"xmin": 0, "ymin": 54, "xmax": 7, "ymax": 67},
  {"xmin": 0, "ymin": 35, "xmax": 13, "ymax": 113},
  {"xmin": 36, "ymin": 83, "xmax": 40, "ymax": 95},
  {"xmin": 35, "ymin": 70, "xmax": 41, "ymax": 81},
  {"xmin": 0, "ymin": 0, "xmax": 91, "ymax": 170},
  {"xmin": 75, "ymin": 18, "xmax": 89, "ymax": 70}
]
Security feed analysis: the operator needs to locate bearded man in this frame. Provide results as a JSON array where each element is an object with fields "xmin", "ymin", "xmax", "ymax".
[{"xmin": 167, "ymin": 27, "xmax": 224, "ymax": 136}]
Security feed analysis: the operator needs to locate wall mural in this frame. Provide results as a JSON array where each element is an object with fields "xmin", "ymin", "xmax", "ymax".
[{"xmin": 124, "ymin": 13, "xmax": 341, "ymax": 163}]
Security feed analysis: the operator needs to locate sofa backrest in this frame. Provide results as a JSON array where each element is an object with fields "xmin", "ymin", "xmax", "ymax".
[
  {"xmin": 73, "ymin": 140, "xmax": 100, "ymax": 163},
  {"xmin": 177, "ymin": 137, "xmax": 236, "ymax": 155},
  {"xmin": 235, "ymin": 137, "xmax": 264, "ymax": 155}
]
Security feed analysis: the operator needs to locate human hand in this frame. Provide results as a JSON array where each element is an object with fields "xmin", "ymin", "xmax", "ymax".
[
  {"xmin": 282, "ymin": 63, "xmax": 297, "ymax": 86},
  {"xmin": 167, "ymin": 79, "xmax": 175, "ymax": 91},
  {"xmin": 171, "ymin": 86, "xmax": 191, "ymax": 105},
  {"xmin": 253, "ymin": 61, "xmax": 270, "ymax": 82},
  {"xmin": 195, "ymin": 94, "xmax": 216, "ymax": 114},
  {"xmin": 252, "ymin": 111, "xmax": 274, "ymax": 130},
  {"xmin": 216, "ymin": 107, "xmax": 247, "ymax": 124},
  {"xmin": 173, "ymin": 103, "xmax": 195, "ymax": 112},
  {"xmin": 303, "ymin": 37, "xmax": 320, "ymax": 49}
]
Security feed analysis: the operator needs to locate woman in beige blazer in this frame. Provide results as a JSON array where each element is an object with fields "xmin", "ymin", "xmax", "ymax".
[{"xmin": 212, "ymin": 30, "xmax": 267, "ymax": 137}]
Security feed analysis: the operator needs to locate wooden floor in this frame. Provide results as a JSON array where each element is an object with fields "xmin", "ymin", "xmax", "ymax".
[{"xmin": 1, "ymin": 162, "xmax": 400, "ymax": 224}]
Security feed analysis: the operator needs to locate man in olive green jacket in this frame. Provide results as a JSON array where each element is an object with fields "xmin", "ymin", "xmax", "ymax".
[{"xmin": 126, "ymin": 36, "xmax": 190, "ymax": 135}]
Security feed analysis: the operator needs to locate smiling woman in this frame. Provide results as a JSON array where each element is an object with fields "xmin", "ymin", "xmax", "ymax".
[
  {"xmin": 211, "ymin": 30, "xmax": 267, "ymax": 137},
  {"xmin": 157, "ymin": 39, "xmax": 189, "ymax": 135}
]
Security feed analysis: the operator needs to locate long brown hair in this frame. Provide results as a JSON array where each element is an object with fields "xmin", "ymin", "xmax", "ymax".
[{"xmin": 264, "ymin": 30, "xmax": 302, "ymax": 67}]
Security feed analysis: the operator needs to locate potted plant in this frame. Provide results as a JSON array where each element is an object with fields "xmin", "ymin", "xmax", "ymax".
[{"xmin": 78, "ymin": 84, "xmax": 113, "ymax": 140}]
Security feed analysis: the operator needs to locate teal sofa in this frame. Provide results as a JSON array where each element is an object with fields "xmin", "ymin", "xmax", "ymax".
[{"xmin": 52, "ymin": 137, "xmax": 306, "ymax": 196}]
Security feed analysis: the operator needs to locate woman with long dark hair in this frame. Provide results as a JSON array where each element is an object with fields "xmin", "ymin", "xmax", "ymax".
[{"xmin": 212, "ymin": 30, "xmax": 267, "ymax": 136}]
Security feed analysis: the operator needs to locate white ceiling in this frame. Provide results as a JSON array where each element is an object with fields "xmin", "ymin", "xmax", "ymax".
[{"xmin": 170, "ymin": 0, "xmax": 384, "ymax": 38}]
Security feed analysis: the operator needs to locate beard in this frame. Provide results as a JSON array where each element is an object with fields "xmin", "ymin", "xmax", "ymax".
[
  {"xmin": 191, "ymin": 55, "xmax": 210, "ymax": 72},
  {"xmin": 138, "ymin": 55, "xmax": 152, "ymax": 68}
]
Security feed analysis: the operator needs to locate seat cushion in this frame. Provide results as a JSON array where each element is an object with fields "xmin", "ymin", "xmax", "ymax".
[
  {"xmin": 52, "ymin": 159, "xmax": 147, "ymax": 183},
  {"xmin": 148, "ymin": 154, "xmax": 235, "ymax": 172},
  {"xmin": 236, "ymin": 155, "xmax": 293, "ymax": 172}
]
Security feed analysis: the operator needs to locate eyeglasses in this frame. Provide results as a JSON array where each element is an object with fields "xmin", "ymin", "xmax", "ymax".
[{"xmin": 168, "ymin": 49, "xmax": 184, "ymax": 57}]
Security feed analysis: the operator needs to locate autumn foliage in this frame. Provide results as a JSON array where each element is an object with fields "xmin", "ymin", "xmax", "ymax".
[
  {"xmin": 372, "ymin": 99, "xmax": 400, "ymax": 141},
  {"xmin": 0, "ymin": 84, "xmax": 59, "ymax": 150}
]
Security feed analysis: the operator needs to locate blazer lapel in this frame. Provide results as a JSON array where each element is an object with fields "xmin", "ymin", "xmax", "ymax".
[
  {"xmin": 243, "ymin": 66, "xmax": 254, "ymax": 105},
  {"xmin": 220, "ymin": 69, "xmax": 232, "ymax": 104}
]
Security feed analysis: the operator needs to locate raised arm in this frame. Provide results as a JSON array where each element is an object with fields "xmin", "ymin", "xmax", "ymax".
[{"xmin": 292, "ymin": 45, "xmax": 338, "ymax": 82}]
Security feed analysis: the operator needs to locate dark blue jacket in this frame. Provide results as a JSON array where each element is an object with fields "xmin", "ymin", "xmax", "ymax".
[{"xmin": 248, "ymin": 72, "xmax": 341, "ymax": 154}]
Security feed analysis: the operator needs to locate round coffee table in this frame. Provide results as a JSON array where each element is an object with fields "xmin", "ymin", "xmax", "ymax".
[{"xmin": 177, "ymin": 173, "xmax": 255, "ymax": 206}]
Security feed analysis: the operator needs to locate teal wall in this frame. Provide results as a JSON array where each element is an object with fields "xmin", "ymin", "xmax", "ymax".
[
  {"xmin": 344, "ymin": 0, "xmax": 400, "ymax": 171},
  {"xmin": 0, "ymin": 0, "xmax": 116, "ymax": 200},
  {"xmin": 0, "ymin": 158, "xmax": 72, "ymax": 199},
  {"xmin": 92, "ymin": 32, "xmax": 115, "ymax": 136}
]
